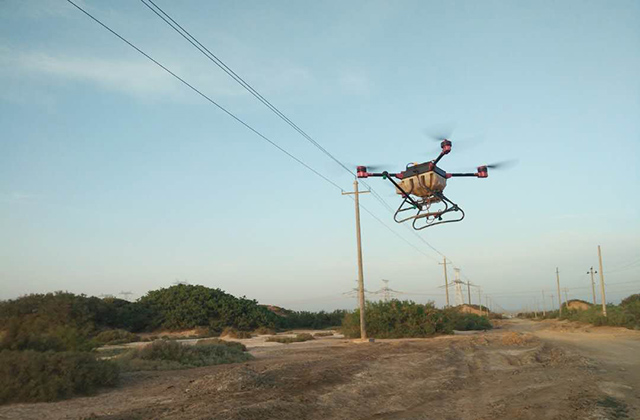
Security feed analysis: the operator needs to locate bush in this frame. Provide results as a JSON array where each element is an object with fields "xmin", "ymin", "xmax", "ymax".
[
  {"xmin": 342, "ymin": 300, "xmax": 491, "ymax": 339},
  {"xmin": 621, "ymin": 293, "xmax": 640, "ymax": 307},
  {"xmin": 0, "ymin": 319, "xmax": 95, "ymax": 352},
  {"xmin": 140, "ymin": 284, "xmax": 278, "ymax": 331},
  {"xmin": 94, "ymin": 329, "xmax": 140, "ymax": 346},
  {"xmin": 0, "ymin": 350, "xmax": 118, "ymax": 404},
  {"xmin": 343, "ymin": 300, "xmax": 448, "ymax": 338},
  {"xmin": 276, "ymin": 310, "xmax": 347, "ymax": 330},
  {"xmin": 254, "ymin": 326, "xmax": 276, "ymax": 335},
  {"xmin": 196, "ymin": 338, "xmax": 247, "ymax": 352},
  {"xmin": 266, "ymin": 333, "xmax": 315, "ymax": 344},
  {"xmin": 221, "ymin": 327, "xmax": 253, "ymax": 339},
  {"xmin": 116, "ymin": 340, "xmax": 251, "ymax": 372},
  {"xmin": 313, "ymin": 331, "xmax": 334, "ymax": 337},
  {"xmin": 445, "ymin": 309, "xmax": 492, "ymax": 331}
]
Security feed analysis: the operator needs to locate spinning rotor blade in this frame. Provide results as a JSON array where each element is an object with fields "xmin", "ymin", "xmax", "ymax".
[
  {"xmin": 365, "ymin": 164, "xmax": 394, "ymax": 171},
  {"xmin": 424, "ymin": 123, "xmax": 456, "ymax": 142},
  {"xmin": 347, "ymin": 162, "xmax": 394, "ymax": 172},
  {"xmin": 484, "ymin": 159, "xmax": 518, "ymax": 170}
]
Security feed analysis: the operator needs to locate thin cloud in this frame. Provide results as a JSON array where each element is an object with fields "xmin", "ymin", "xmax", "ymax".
[
  {"xmin": 1, "ymin": 49, "xmax": 183, "ymax": 99},
  {"xmin": 339, "ymin": 71, "xmax": 373, "ymax": 95},
  {"xmin": 0, "ymin": 47, "xmax": 320, "ymax": 103},
  {"xmin": 0, "ymin": 192, "xmax": 39, "ymax": 204}
]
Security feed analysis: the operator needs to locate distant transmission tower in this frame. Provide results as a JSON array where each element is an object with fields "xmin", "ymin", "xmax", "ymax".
[
  {"xmin": 173, "ymin": 279, "xmax": 189, "ymax": 286},
  {"xmin": 343, "ymin": 279, "xmax": 372, "ymax": 298},
  {"xmin": 373, "ymin": 279, "xmax": 403, "ymax": 301},
  {"xmin": 119, "ymin": 291, "xmax": 133, "ymax": 301},
  {"xmin": 453, "ymin": 268, "xmax": 464, "ymax": 306}
]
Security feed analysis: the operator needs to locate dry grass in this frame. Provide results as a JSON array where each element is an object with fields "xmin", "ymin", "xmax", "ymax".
[
  {"xmin": 265, "ymin": 333, "xmax": 315, "ymax": 344},
  {"xmin": 221, "ymin": 328, "xmax": 253, "ymax": 339},
  {"xmin": 501, "ymin": 332, "xmax": 536, "ymax": 346},
  {"xmin": 253, "ymin": 327, "xmax": 276, "ymax": 335}
]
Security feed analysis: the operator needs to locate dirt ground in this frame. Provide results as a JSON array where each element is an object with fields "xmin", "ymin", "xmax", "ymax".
[{"xmin": 2, "ymin": 319, "xmax": 639, "ymax": 420}]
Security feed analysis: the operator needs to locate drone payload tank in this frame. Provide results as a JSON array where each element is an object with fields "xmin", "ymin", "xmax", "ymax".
[{"xmin": 395, "ymin": 163, "xmax": 447, "ymax": 200}]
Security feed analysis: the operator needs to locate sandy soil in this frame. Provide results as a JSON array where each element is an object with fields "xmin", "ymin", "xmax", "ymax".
[{"xmin": 1, "ymin": 320, "xmax": 638, "ymax": 420}]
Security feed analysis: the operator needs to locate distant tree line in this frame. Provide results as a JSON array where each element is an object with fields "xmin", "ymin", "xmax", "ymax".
[
  {"xmin": 517, "ymin": 293, "xmax": 640, "ymax": 329},
  {"xmin": 0, "ymin": 284, "xmax": 347, "ymax": 352}
]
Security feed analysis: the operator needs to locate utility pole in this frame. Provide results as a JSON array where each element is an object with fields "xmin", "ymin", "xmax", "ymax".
[
  {"xmin": 550, "ymin": 294, "xmax": 555, "ymax": 311},
  {"xmin": 439, "ymin": 257, "xmax": 450, "ymax": 307},
  {"xmin": 556, "ymin": 267, "xmax": 562, "ymax": 316},
  {"xmin": 466, "ymin": 281, "xmax": 472, "ymax": 305},
  {"xmin": 541, "ymin": 290, "xmax": 546, "ymax": 317},
  {"xmin": 342, "ymin": 179, "xmax": 370, "ymax": 339},
  {"xmin": 477, "ymin": 287, "xmax": 482, "ymax": 313},
  {"xmin": 588, "ymin": 267, "xmax": 598, "ymax": 305},
  {"xmin": 598, "ymin": 245, "xmax": 607, "ymax": 317}
]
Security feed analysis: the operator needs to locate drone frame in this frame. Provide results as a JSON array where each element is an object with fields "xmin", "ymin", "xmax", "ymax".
[
  {"xmin": 357, "ymin": 139, "xmax": 489, "ymax": 230},
  {"xmin": 383, "ymin": 173, "xmax": 465, "ymax": 230}
]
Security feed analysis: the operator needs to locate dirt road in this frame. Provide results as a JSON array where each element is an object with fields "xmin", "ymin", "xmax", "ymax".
[{"xmin": 1, "ymin": 320, "xmax": 638, "ymax": 420}]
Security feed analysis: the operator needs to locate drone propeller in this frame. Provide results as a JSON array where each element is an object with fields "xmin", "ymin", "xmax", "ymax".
[
  {"xmin": 424, "ymin": 123, "xmax": 456, "ymax": 142},
  {"xmin": 349, "ymin": 163, "xmax": 394, "ymax": 172},
  {"xmin": 483, "ymin": 159, "xmax": 518, "ymax": 170},
  {"xmin": 364, "ymin": 164, "xmax": 394, "ymax": 172},
  {"xmin": 424, "ymin": 126, "xmax": 485, "ymax": 156}
]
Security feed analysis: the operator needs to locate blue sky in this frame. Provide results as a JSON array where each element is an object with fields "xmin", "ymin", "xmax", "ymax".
[{"xmin": 1, "ymin": 0, "xmax": 639, "ymax": 311}]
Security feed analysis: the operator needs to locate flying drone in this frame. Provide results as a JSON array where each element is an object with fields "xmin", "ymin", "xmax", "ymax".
[{"xmin": 357, "ymin": 137, "xmax": 512, "ymax": 230}]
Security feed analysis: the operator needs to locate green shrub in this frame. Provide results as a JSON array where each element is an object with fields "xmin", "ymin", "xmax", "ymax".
[
  {"xmin": 94, "ymin": 329, "xmax": 140, "ymax": 346},
  {"xmin": 254, "ymin": 326, "xmax": 276, "ymax": 335},
  {"xmin": 196, "ymin": 338, "xmax": 247, "ymax": 352},
  {"xmin": 0, "ymin": 319, "xmax": 95, "ymax": 352},
  {"xmin": 445, "ymin": 309, "xmax": 492, "ymax": 331},
  {"xmin": 140, "ymin": 284, "xmax": 278, "ymax": 331},
  {"xmin": 342, "ymin": 300, "xmax": 447, "ymax": 339},
  {"xmin": 553, "ymin": 296, "xmax": 640, "ymax": 330},
  {"xmin": 116, "ymin": 340, "xmax": 251, "ymax": 372},
  {"xmin": 221, "ymin": 327, "xmax": 253, "ymax": 339},
  {"xmin": 266, "ymin": 333, "xmax": 315, "ymax": 344},
  {"xmin": 342, "ymin": 300, "xmax": 491, "ymax": 339},
  {"xmin": 313, "ymin": 331, "xmax": 334, "ymax": 337},
  {"xmin": 276, "ymin": 310, "xmax": 347, "ymax": 330},
  {"xmin": 621, "ymin": 294, "xmax": 640, "ymax": 307},
  {"xmin": 0, "ymin": 350, "xmax": 118, "ymax": 404}
]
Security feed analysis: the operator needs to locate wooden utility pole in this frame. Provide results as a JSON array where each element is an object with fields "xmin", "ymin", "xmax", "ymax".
[
  {"xmin": 342, "ymin": 179, "xmax": 370, "ymax": 339},
  {"xmin": 598, "ymin": 245, "xmax": 607, "ymax": 317},
  {"xmin": 541, "ymin": 290, "xmax": 546, "ymax": 317},
  {"xmin": 588, "ymin": 267, "xmax": 597, "ymax": 305},
  {"xmin": 439, "ymin": 258, "xmax": 450, "ymax": 307},
  {"xmin": 556, "ymin": 267, "xmax": 562, "ymax": 316}
]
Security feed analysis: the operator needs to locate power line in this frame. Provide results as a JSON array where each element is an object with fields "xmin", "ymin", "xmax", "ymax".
[
  {"xmin": 139, "ymin": 0, "xmax": 450, "ymax": 263},
  {"xmin": 66, "ymin": 0, "xmax": 345, "ymax": 193},
  {"xmin": 65, "ymin": 0, "xmax": 445, "ymax": 267}
]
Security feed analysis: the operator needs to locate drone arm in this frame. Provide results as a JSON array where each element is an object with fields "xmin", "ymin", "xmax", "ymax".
[
  {"xmin": 433, "ymin": 151, "xmax": 446, "ymax": 166},
  {"xmin": 446, "ymin": 172, "xmax": 478, "ymax": 178},
  {"xmin": 446, "ymin": 166, "xmax": 489, "ymax": 179},
  {"xmin": 357, "ymin": 171, "xmax": 401, "ymax": 179}
]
